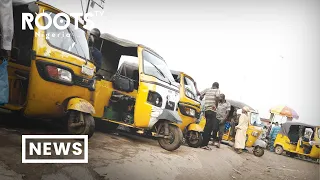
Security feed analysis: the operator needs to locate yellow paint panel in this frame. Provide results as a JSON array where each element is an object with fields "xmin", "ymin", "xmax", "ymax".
[
  {"xmin": 134, "ymin": 78, "xmax": 156, "ymax": 128},
  {"xmin": 198, "ymin": 116, "xmax": 206, "ymax": 130},
  {"xmin": 24, "ymin": 60, "xmax": 93, "ymax": 118},
  {"xmin": 131, "ymin": 47, "xmax": 155, "ymax": 128},
  {"xmin": 245, "ymin": 126, "xmax": 260, "ymax": 147}
]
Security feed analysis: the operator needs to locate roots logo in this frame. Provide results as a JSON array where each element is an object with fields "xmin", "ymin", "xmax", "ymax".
[{"xmin": 22, "ymin": 11, "xmax": 104, "ymax": 30}]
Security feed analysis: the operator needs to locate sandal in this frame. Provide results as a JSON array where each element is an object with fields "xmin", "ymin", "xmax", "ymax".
[{"xmin": 201, "ymin": 146, "xmax": 212, "ymax": 150}]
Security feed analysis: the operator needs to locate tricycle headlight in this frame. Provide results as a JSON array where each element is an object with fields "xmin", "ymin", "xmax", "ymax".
[
  {"xmin": 188, "ymin": 108, "xmax": 196, "ymax": 116},
  {"xmin": 185, "ymin": 107, "xmax": 196, "ymax": 117},
  {"xmin": 46, "ymin": 65, "xmax": 72, "ymax": 83},
  {"xmin": 147, "ymin": 91, "xmax": 162, "ymax": 107},
  {"xmin": 178, "ymin": 103, "xmax": 197, "ymax": 117}
]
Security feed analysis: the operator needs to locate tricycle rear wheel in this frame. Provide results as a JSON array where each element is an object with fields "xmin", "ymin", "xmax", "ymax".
[
  {"xmin": 253, "ymin": 146, "xmax": 264, "ymax": 157},
  {"xmin": 186, "ymin": 131, "xmax": 203, "ymax": 148},
  {"xmin": 158, "ymin": 124, "xmax": 183, "ymax": 151},
  {"xmin": 67, "ymin": 111, "xmax": 95, "ymax": 138}
]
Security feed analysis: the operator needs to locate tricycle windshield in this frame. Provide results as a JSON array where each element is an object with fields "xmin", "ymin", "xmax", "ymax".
[
  {"xmin": 184, "ymin": 76, "xmax": 198, "ymax": 101},
  {"xmin": 142, "ymin": 50, "xmax": 175, "ymax": 84},
  {"xmin": 250, "ymin": 112, "xmax": 262, "ymax": 126},
  {"xmin": 43, "ymin": 11, "xmax": 90, "ymax": 61}
]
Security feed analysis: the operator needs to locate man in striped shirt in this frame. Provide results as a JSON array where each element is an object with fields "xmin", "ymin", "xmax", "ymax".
[{"xmin": 199, "ymin": 82, "xmax": 220, "ymax": 150}]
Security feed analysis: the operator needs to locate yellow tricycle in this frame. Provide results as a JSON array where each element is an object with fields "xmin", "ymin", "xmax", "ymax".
[
  {"xmin": 0, "ymin": 1, "xmax": 96, "ymax": 137},
  {"xmin": 92, "ymin": 33, "xmax": 183, "ymax": 151},
  {"xmin": 273, "ymin": 121, "xmax": 320, "ymax": 163},
  {"xmin": 170, "ymin": 70, "xmax": 203, "ymax": 148}
]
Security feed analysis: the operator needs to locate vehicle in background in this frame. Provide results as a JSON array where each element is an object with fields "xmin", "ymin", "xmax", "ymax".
[
  {"xmin": 171, "ymin": 70, "xmax": 203, "ymax": 148},
  {"xmin": 273, "ymin": 121, "xmax": 319, "ymax": 163}
]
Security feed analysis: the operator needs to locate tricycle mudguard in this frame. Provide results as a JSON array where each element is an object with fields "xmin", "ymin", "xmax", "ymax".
[
  {"xmin": 253, "ymin": 139, "xmax": 267, "ymax": 149},
  {"xmin": 157, "ymin": 109, "xmax": 183, "ymax": 124},
  {"xmin": 188, "ymin": 123, "xmax": 203, "ymax": 132},
  {"xmin": 67, "ymin": 98, "xmax": 95, "ymax": 114}
]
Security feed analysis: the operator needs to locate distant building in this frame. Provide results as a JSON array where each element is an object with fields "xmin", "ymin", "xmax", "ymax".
[{"xmin": 260, "ymin": 118, "xmax": 271, "ymax": 127}]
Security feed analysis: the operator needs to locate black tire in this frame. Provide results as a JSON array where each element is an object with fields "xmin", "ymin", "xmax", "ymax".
[
  {"xmin": 253, "ymin": 146, "xmax": 264, "ymax": 157},
  {"xmin": 67, "ymin": 111, "xmax": 95, "ymax": 138},
  {"xmin": 85, "ymin": 114, "xmax": 95, "ymax": 138},
  {"xmin": 158, "ymin": 124, "xmax": 183, "ymax": 151},
  {"xmin": 275, "ymin": 145, "xmax": 284, "ymax": 155},
  {"xmin": 185, "ymin": 131, "xmax": 203, "ymax": 148}
]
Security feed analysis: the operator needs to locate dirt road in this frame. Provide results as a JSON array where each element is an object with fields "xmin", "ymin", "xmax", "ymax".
[{"xmin": 0, "ymin": 117, "xmax": 319, "ymax": 180}]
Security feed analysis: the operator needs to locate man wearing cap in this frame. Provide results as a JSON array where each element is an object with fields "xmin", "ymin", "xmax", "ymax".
[
  {"xmin": 88, "ymin": 28, "xmax": 102, "ymax": 72},
  {"xmin": 234, "ymin": 106, "xmax": 250, "ymax": 153}
]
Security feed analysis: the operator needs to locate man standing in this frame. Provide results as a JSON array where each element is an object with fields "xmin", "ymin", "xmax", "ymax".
[
  {"xmin": 88, "ymin": 28, "xmax": 102, "ymax": 72},
  {"xmin": 266, "ymin": 122, "xmax": 275, "ymax": 138},
  {"xmin": 0, "ymin": 0, "xmax": 27, "ymax": 63},
  {"xmin": 0, "ymin": 0, "xmax": 14, "ymax": 63},
  {"xmin": 215, "ymin": 94, "xmax": 231, "ymax": 148},
  {"xmin": 199, "ymin": 82, "xmax": 220, "ymax": 150},
  {"xmin": 234, "ymin": 106, "xmax": 250, "ymax": 154},
  {"xmin": 269, "ymin": 122, "xmax": 281, "ymax": 152}
]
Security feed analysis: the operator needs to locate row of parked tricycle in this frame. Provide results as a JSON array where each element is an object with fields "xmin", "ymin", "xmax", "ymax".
[{"xmin": 1, "ymin": 1, "xmax": 319, "ymax": 160}]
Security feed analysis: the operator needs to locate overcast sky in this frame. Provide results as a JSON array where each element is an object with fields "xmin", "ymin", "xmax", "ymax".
[{"xmin": 43, "ymin": 0, "xmax": 320, "ymax": 125}]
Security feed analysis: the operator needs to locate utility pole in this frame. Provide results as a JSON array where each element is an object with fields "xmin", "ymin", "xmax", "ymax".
[
  {"xmin": 82, "ymin": 0, "xmax": 105, "ymax": 26},
  {"xmin": 85, "ymin": 0, "xmax": 105, "ymax": 13},
  {"xmin": 85, "ymin": 0, "xmax": 91, "ymax": 14}
]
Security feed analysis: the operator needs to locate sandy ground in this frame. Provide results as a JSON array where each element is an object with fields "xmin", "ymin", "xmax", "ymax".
[{"xmin": 0, "ymin": 115, "xmax": 319, "ymax": 180}]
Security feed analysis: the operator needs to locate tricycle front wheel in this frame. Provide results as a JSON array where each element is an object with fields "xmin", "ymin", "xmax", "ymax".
[
  {"xmin": 253, "ymin": 146, "xmax": 264, "ymax": 157},
  {"xmin": 186, "ymin": 131, "xmax": 203, "ymax": 148},
  {"xmin": 67, "ymin": 110, "xmax": 95, "ymax": 138},
  {"xmin": 275, "ymin": 145, "xmax": 284, "ymax": 155},
  {"xmin": 158, "ymin": 124, "xmax": 183, "ymax": 151}
]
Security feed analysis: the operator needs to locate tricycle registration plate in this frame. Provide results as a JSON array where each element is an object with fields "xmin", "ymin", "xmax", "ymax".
[{"xmin": 81, "ymin": 65, "xmax": 94, "ymax": 76}]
